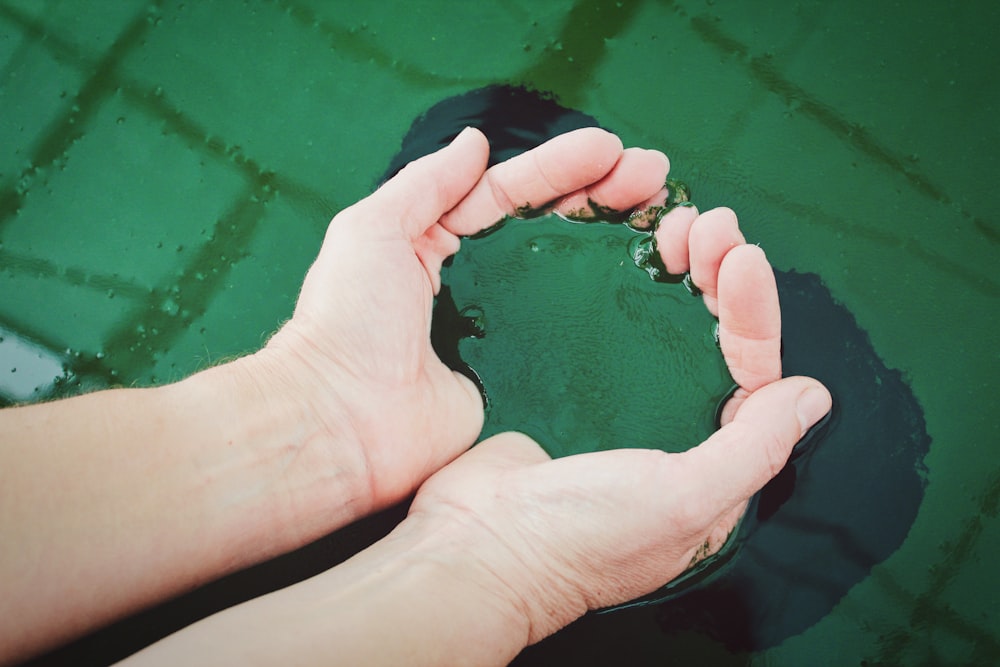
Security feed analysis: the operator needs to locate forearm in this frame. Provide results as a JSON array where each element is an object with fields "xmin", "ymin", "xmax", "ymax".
[
  {"xmin": 0, "ymin": 351, "xmax": 371, "ymax": 664},
  {"xmin": 120, "ymin": 513, "xmax": 530, "ymax": 667}
]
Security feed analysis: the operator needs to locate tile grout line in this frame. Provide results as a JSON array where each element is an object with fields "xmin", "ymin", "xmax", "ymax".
[
  {"xmin": 0, "ymin": 0, "xmax": 164, "ymax": 229},
  {"xmin": 0, "ymin": 0, "xmax": 337, "ymax": 233},
  {"xmin": 659, "ymin": 0, "xmax": 998, "ymax": 246}
]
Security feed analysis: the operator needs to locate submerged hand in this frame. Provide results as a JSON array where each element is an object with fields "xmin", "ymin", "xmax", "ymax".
[
  {"xmin": 406, "ymin": 377, "xmax": 829, "ymax": 646},
  {"xmin": 402, "ymin": 203, "xmax": 829, "ymax": 644},
  {"xmin": 260, "ymin": 127, "xmax": 670, "ymax": 511}
]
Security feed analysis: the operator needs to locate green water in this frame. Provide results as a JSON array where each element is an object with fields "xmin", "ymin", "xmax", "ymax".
[
  {"xmin": 1, "ymin": 1, "xmax": 998, "ymax": 665},
  {"xmin": 444, "ymin": 214, "xmax": 728, "ymax": 459}
]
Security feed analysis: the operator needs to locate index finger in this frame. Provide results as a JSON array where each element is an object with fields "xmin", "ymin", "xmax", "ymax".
[{"xmin": 439, "ymin": 128, "xmax": 628, "ymax": 236}]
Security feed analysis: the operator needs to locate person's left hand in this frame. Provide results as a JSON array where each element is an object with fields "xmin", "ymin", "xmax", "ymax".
[{"xmin": 258, "ymin": 126, "xmax": 670, "ymax": 514}]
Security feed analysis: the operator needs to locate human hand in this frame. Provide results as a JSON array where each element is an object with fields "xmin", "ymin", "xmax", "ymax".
[
  {"xmin": 259, "ymin": 127, "xmax": 670, "ymax": 512},
  {"xmin": 402, "ymin": 208, "xmax": 831, "ymax": 644},
  {"xmin": 406, "ymin": 377, "xmax": 829, "ymax": 647},
  {"xmin": 655, "ymin": 204, "xmax": 782, "ymax": 421}
]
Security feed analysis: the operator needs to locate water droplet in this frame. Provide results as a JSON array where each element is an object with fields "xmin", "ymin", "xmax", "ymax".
[
  {"xmin": 116, "ymin": 116, "xmax": 126, "ymax": 125},
  {"xmin": 161, "ymin": 298, "xmax": 179, "ymax": 316},
  {"xmin": 459, "ymin": 306, "xmax": 486, "ymax": 337},
  {"xmin": 95, "ymin": 351, "xmax": 105, "ymax": 360},
  {"xmin": 529, "ymin": 242, "xmax": 539, "ymax": 252}
]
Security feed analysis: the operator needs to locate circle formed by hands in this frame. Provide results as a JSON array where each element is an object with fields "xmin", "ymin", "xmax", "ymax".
[{"xmin": 264, "ymin": 127, "xmax": 831, "ymax": 641}]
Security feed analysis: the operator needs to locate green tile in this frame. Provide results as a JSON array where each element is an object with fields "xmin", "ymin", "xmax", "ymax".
[
  {"xmin": 120, "ymin": 1, "xmax": 440, "ymax": 206},
  {"xmin": 0, "ymin": 266, "xmax": 130, "ymax": 355},
  {"xmin": 147, "ymin": 194, "xmax": 323, "ymax": 383},
  {"xmin": 3, "ymin": 93, "xmax": 247, "ymax": 295},
  {"xmin": 778, "ymin": 1, "xmax": 1000, "ymax": 232},
  {"xmin": 0, "ymin": 14, "xmax": 85, "ymax": 184},
  {"xmin": 2, "ymin": 0, "xmax": 149, "ymax": 52}
]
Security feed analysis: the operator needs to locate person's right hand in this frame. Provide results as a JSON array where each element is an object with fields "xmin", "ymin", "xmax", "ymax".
[
  {"xmin": 406, "ymin": 376, "xmax": 830, "ymax": 648},
  {"xmin": 402, "ymin": 207, "xmax": 831, "ymax": 645}
]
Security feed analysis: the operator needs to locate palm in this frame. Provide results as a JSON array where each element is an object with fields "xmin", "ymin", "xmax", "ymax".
[
  {"xmin": 271, "ymin": 127, "xmax": 672, "ymax": 508},
  {"xmin": 407, "ymin": 212, "xmax": 825, "ymax": 639}
]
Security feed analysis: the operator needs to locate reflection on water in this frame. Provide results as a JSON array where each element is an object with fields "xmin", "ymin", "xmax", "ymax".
[{"xmin": 0, "ymin": 324, "xmax": 66, "ymax": 403}]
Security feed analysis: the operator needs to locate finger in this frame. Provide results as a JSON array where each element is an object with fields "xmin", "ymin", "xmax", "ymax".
[
  {"xmin": 439, "ymin": 128, "xmax": 625, "ymax": 236},
  {"xmin": 552, "ymin": 148, "xmax": 670, "ymax": 220},
  {"xmin": 688, "ymin": 207, "xmax": 746, "ymax": 316},
  {"xmin": 717, "ymin": 244, "xmax": 782, "ymax": 392},
  {"xmin": 348, "ymin": 126, "xmax": 490, "ymax": 241},
  {"xmin": 668, "ymin": 377, "xmax": 831, "ymax": 523},
  {"xmin": 653, "ymin": 204, "xmax": 700, "ymax": 274},
  {"xmin": 413, "ymin": 223, "xmax": 461, "ymax": 294},
  {"xmin": 717, "ymin": 387, "xmax": 749, "ymax": 426}
]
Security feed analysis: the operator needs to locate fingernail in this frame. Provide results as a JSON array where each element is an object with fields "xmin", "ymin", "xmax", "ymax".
[
  {"xmin": 796, "ymin": 385, "xmax": 832, "ymax": 433},
  {"xmin": 649, "ymin": 148, "xmax": 670, "ymax": 170}
]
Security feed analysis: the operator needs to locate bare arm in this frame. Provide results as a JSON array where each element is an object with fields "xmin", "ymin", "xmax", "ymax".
[
  {"xmin": 0, "ymin": 352, "xmax": 370, "ymax": 662},
  {"xmin": 0, "ymin": 127, "xmax": 671, "ymax": 664},
  {"xmin": 121, "ymin": 378, "xmax": 830, "ymax": 667},
  {"xmin": 120, "ymin": 213, "xmax": 831, "ymax": 667}
]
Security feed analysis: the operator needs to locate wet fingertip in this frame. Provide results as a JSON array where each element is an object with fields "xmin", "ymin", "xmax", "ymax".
[
  {"xmin": 565, "ymin": 126, "xmax": 624, "ymax": 154},
  {"xmin": 453, "ymin": 125, "xmax": 481, "ymax": 142},
  {"xmin": 796, "ymin": 385, "xmax": 833, "ymax": 433},
  {"xmin": 648, "ymin": 148, "xmax": 670, "ymax": 175},
  {"xmin": 790, "ymin": 392, "xmax": 835, "ymax": 460}
]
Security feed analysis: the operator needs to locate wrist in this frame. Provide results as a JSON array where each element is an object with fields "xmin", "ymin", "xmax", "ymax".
[
  {"xmin": 125, "ymin": 506, "xmax": 535, "ymax": 666},
  {"xmin": 400, "ymin": 502, "xmax": 587, "ymax": 649},
  {"xmin": 310, "ymin": 511, "xmax": 535, "ymax": 666},
  {"xmin": 166, "ymin": 349, "xmax": 374, "ymax": 564}
]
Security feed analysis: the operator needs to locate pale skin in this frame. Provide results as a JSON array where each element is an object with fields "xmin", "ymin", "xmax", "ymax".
[{"xmin": 0, "ymin": 127, "xmax": 830, "ymax": 666}]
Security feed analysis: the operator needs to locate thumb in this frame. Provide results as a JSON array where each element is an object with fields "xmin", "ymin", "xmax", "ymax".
[
  {"xmin": 671, "ymin": 376, "xmax": 832, "ymax": 520},
  {"xmin": 355, "ymin": 126, "xmax": 490, "ymax": 240},
  {"xmin": 432, "ymin": 430, "xmax": 551, "ymax": 478}
]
